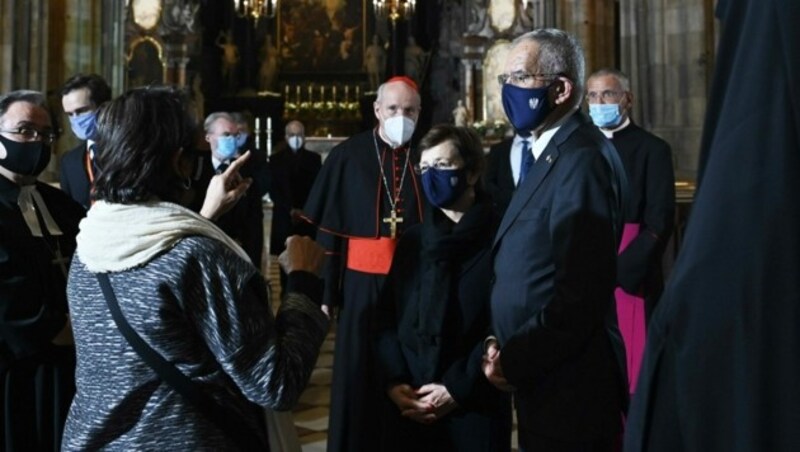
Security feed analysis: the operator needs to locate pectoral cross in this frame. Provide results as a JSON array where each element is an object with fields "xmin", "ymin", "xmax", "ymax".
[
  {"xmin": 382, "ymin": 209, "xmax": 403, "ymax": 239},
  {"xmin": 51, "ymin": 246, "xmax": 70, "ymax": 278}
]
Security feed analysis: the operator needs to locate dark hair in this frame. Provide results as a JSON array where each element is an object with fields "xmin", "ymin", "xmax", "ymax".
[
  {"xmin": 92, "ymin": 86, "xmax": 197, "ymax": 204},
  {"xmin": 418, "ymin": 124, "xmax": 486, "ymax": 189},
  {"xmin": 0, "ymin": 90, "xmax": 53, "ymax": 124},
  {"xmin": 60, "ymin": 73, "xmax": 112, "ymax": 106}
]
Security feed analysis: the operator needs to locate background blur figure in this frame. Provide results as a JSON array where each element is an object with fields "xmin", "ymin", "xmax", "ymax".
[
  {"xmin": 365, "ymin": 35, "xmax": 385, "ymax": 91},
  {"xmin": 586, "ymin": 68, "xmax": 675, "ymax": 396},
  {"xmin": 216, "ymin": 30, "xmax": 239, "ymax": 94},
  {"xmin": 452, "ymin": 99, "xmax": 471, "ymax": 127},
  {"xmin": 198, "ymin": 111, "xmax": 265, "ymax": 269},
  {"xmin": 62, "ymin": 87, "xmax": 329, "ymax": 450},
  {"xmin": 0, "ymin": 90, "xmax": 84, "ymax": 451},
  {"xmin": 59, "ymin": 73, "xmax": 112, "ymax": 208},
  {"xmin": 404, "ymin": 37, "xmax": 427, "ymax": 85},
  {"xmin": 269, "ymin": 120, "xmax": 321, "ymax": 295},
  {"xmin": 624, "ymin": 1, "xmax": 800, "ymax": 450},
  {"xmin": 376, "ymin": 125, "xmax": 512, "ymax": 452}
]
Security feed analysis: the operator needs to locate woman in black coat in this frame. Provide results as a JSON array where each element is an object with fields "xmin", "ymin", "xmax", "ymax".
[{"xmin": 376, "ymin": 125, "xmax": 512, "ymax": 452}]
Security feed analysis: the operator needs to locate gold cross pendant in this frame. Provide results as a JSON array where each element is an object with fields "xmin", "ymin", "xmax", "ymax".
[{"xmin": 382, "ymin": 209, "xmax": 404, "ymax": 239}]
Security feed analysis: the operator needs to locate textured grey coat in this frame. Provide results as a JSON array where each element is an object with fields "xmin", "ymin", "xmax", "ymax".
[{"xmin": 62, "ymin": 236, "xmax": 327, "ymax": 451}]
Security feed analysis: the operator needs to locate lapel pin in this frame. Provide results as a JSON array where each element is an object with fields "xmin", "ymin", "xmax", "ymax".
[{"xmin": 546, "ymin": 154, "xmax": 553, "ymax": 164}]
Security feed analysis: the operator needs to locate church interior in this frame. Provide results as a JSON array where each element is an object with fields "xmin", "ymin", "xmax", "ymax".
[{"xmin": 1, "ymin": 0, "xmax": 721, "ymax": 450}]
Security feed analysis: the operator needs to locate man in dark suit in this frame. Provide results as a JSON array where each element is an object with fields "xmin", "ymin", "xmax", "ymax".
[
  {"xmin": 482, "ymin": 29, "xmax": 627, "ymax": 451},
  {"xmin": 268, "ymin": 120, "xmax": 321, "ymax": 292},
  {"xmin": 59, "ymin": 74, "xmax": 112, "ymax": 208},
  {"xmin": 197, "ymin": 111, "xmax": 265, "ymax": 269}
]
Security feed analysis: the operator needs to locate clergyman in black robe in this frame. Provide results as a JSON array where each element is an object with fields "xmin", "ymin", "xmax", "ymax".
[
  {"xmin": 586, "ymin": 68, "xmax": 676, "ymax": 396},
  {"xmin": 302, "ymin": 77, "xmax": 424, "ymax": 452},
  {"xmin": 0, "ymin": 90, "xmax": 85, "ymax": 451},
  {"xmin": 624, "ymin": 0, "xmax": 800, "ymax": 450}
]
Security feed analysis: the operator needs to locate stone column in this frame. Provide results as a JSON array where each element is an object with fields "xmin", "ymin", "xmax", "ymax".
[
  {"xmin": 556, "ymin": 0, "xmax": 616, "ymax": 76},
  {"xmin": 619, "ymin": 0, "xmax": 715, "ymax": 179}
]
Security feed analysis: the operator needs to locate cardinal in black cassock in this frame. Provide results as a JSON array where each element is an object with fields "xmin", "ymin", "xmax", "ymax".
[
  {"xmin": 0, "ymin": 91, "xmax": 85, "ymax": 451},
  {"xmin": 302, "ymin": 77, "xmax": 424, "ymax": 452},
  {"xmin": 624, "ymin": 0, "xmax": 800, "ymax": 450}
]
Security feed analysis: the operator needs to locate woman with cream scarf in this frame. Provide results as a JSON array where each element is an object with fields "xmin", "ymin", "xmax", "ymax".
[{"xmin": 61, "ymin": 87, "xmax": 329, "ymax": 451}]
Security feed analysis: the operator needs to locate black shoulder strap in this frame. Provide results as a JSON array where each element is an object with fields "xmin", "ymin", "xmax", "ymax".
[{"xmin": 96, "ymin": 273, "xmax": 267, "ymax": 451}]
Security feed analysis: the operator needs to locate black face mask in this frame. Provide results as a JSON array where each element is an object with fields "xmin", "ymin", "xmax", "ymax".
[{"xmin": 0, "ymin": 134, "xmax": 52, "ymax": 176}]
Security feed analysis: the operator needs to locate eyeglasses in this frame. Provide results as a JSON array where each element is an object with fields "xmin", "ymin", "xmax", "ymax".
[
  {"xmin": 585, "ymin": 90, "xmax": 624, "ymax": 102},
  {"xmin": 414, "ymin": 159, "xmax": 460, "ymax": 175},
  {"xmin": 497, "ymin": 72, "xmax": 560, "ymax": 87},
  {"xmin": 0, "ymin": 127, "xmax": 58, "ymax": 145}
]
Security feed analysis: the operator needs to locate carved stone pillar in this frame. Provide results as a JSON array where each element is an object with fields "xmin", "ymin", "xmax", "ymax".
[
  {"xmin": 619, "ymin": 0, "xmax": 716, "ymax": 178},
  {"xmin": 555, "ymin": 0, "xmax": 616, "ymax": 75}
]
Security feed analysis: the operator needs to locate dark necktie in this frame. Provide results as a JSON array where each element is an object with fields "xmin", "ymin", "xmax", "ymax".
[
  {"xmin": 216, "ymin": 161, "xmax": 230, "ymax": 175},
  {"xmin": 519, "ymin": 139, "xmax": 533, "ymax": 184}
]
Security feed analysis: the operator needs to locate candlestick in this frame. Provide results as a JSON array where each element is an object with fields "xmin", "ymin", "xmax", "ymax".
[
  {"xmin": 332, "ymin": 85, "xmax": 337, "ymax": 102},
  {"xmin": 266, "ymin": 117, "xmax": 272, "ymax": 157}
]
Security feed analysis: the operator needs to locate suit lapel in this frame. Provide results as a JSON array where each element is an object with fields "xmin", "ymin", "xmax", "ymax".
[
  {"xmin": 493, "ymin": 146, "xmax": 559, "ymax": 247},
  {"xmin": 492, "ymin": 113, "xmax": 583, "ymax": 248}
]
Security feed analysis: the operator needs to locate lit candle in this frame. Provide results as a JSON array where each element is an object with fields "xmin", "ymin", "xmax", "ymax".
[
  {"xmin": 344, "ymin": 85, "xmax": 350, "ymax": 102},
  {"xmin": 333, "ymin": 85, "xmax": 337, "ymax": 102},
  {"xmin": 321, "ymin": 85, "xmax": 326, "ymax": 101},
  {"xmin": 266, "ymin": 117, "xmax": 272, "ymax": 157}
]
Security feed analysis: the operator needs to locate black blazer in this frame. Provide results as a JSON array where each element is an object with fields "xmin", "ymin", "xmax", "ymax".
[
  {"xmin": 196, "ymin": 155, "xmax": 265, "ymax": 268},
  {"xmin": 268, "ymin": 146, "xmax": 322, "ymax": 254},
  {"xmin": 59, "ymin": 143, "xmax": 92, "ymax": 209},
  {"xmin": 490, "ymin": 112, "xmax": 625, "ymax": 445},
  {"xmin": 484, "ymin": 138, "xmax": 515, "ymax": 217}
]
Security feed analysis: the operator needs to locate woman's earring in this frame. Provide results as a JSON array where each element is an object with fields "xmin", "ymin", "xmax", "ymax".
[{"xmin": 182, "ymin": 176, "xmax": 192, "ymax": 190}]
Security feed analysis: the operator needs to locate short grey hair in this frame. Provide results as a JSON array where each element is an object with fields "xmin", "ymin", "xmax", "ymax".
[
  {"xmin": 588, "ymin": 68, "xmax": 631, "ymax": 92},
  {"xmin": 203, "ymin": 111, "xmax": 235, "ymax": 133},
  {"xmin": 375, "ymin": 80, "xmax": 421, "ymax": 106},
  {"xmin": 512, "ymin": 29, "xmax": 586, "ymax": 109},
  {"xmin": 0, "ymin": 90, "xmax": 49, "ymax": 122}
]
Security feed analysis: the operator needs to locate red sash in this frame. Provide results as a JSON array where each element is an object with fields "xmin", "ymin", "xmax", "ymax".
[{"xmin": 346, "ymin": 237, "xmax": 397, "ymax": 275}]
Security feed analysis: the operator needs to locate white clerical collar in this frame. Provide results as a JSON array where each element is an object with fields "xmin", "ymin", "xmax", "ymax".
[
  {"xmin": 17, "ymin": 184, "xmax": 63, "ymax": 237},
  {"xmin": 600, "ymin": 117, "xmax": 631, "ymax": 138}
]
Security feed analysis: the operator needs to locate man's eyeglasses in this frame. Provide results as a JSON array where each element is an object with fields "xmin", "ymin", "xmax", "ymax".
[
  {"xmin": 585, "ymin": 90, "xmax": 624, "ymax": 102},
  {"xmin": 497, "ymin": 72, "xmax": 560, "ymax": 86},
  {"xmin": 0, "ymin": 127, "xmax": 58, "ymax": 145}
]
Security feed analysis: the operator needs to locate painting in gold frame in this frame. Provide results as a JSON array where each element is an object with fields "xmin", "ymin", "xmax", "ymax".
[{"xmin": 278, "ymin": 0, "xmax": 368, "ymax": 74}]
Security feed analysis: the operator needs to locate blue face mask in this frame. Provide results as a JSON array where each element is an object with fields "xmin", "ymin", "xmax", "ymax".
[
  {"xmin": 421, "ymin": 167, "xmax": 469, "ymax": 209},
  {"xmin": 502, "ymin": 83, "xmax": 553, "ymax": 136},
  {"xmin": 589, "ymin": 104, "xmax": 623, "ymax": 128},
  {"xmin": 235, "ymin": 132, "xmax": 248, "ymax": 149},
  {"xmin": 69, "ymin": 111, "xmax": 98, "ymax": 141},
  {"xmin": 216, "ymin": 135, "xmax": 238, "ymax": 160}
]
